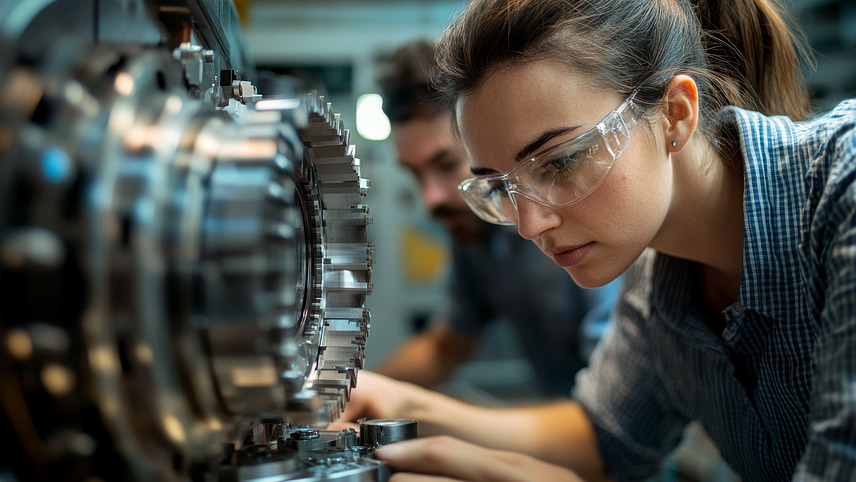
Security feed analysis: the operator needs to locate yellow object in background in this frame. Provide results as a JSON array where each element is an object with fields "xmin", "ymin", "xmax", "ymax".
[
  {"xmin": 400, "ymin": 224, "xmax": 449, "ymax": 283},
  {"xmin": 233, "ymin": 0, "xmax": 250, "ymax": 26}
]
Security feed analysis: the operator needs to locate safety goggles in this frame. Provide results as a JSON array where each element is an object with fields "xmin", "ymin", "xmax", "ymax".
[{"xmin": 458, "ymin": 91, "xmax": 641, "ymax": 225}]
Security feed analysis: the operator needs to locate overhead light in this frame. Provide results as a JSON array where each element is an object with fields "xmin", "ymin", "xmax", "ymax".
[{"xmin": 355, "ymin": 93, "xmax": 390, "ymax": 141}]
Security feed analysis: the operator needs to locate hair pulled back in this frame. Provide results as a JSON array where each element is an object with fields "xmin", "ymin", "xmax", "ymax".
[{"xmin": 434, "ymin": 0, "xmax": 813, "ymax": 151}]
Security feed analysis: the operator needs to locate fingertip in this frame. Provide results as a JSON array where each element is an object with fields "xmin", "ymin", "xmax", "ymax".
[
  {"xmin": 373, "ymin": 445, "xmax": 395, "ymax": 459},
  {"xmin": 373, "ymin": 442, "xmax": 405, "ymax": 460}
]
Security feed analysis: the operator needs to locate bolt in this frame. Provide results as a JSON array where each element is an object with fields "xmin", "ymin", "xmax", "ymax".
[{"xmin": 289, "ymin": 428, "xmax": 319, "ymax": 440}]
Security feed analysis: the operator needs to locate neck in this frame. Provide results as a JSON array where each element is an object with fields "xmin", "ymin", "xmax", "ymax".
[{"xmin": 652, "ymin": 137, "xmax": 745, "ymax": 307}]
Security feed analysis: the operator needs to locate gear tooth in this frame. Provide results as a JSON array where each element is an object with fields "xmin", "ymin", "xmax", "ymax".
[
  {"xmin": 286, "ymin": 92, "xmax": 373, "ymax": 422},
  {"xmin": 202, "ymin": 92, "xmax": 372, "ymax": 424}
]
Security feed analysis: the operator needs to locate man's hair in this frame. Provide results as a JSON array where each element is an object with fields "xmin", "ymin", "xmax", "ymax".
[{"xmin": 378, "ymin": 38, "xmax": 451, "ymax": 124}]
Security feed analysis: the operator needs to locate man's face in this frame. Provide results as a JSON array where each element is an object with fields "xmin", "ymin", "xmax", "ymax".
[{"xmin": 393, "ymin": 112, "xmax": 484, "ymax": 243}]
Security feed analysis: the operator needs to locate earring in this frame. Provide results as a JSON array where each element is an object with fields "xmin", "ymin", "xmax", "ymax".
[{"xmin": 671, "ymin": 140, "xmax": 680, "ymax": 147}]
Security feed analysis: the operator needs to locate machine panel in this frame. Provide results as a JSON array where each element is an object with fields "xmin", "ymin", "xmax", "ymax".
[{"xmin": 0, "ymin": 1, "xmax": 404, "ymax": 480}]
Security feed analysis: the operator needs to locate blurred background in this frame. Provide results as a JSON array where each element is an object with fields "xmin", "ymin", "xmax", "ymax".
[{"xmin": 237, "ymin": 0, "xmax": 856, "ymax": 399}]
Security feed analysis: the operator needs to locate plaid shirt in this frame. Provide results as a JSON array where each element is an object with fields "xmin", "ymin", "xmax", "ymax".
[{"xmin": 574, "ymin": 99, "xmax": 856, "ymax": 481}]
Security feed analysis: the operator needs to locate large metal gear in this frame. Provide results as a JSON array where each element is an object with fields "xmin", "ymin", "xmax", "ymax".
[
  {"xmin": 0, "ymin": 1, "xmax": 385, "ymax": 480},
  {"xmin": 297, "ymin": 93, "xmax": 373, "ymax": 423},
  {"xmin": 202, "ymin": 92, "xmax": 372, "ymax": 426}
]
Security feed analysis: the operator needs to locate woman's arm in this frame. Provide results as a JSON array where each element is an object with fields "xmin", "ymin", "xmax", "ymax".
[{"xmin": 331, "ymin": 371, "xmax": 608, "ymax": 480}]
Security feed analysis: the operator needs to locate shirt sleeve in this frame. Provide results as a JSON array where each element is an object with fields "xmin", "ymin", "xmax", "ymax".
[
  {"xmin": 793, "ymin": 123, "xmax": 856, "ymax": 480},
  {"xmin": 573, "ymin": 253, "xmax": 687, "ymax": 480}
]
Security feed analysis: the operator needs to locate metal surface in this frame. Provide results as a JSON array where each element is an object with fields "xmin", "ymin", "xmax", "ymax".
[
  {"xmin": 360, "ymin": 419, "xmax": 418, "ymax": 447},
  {"xmin": 0, "ymin": 0, "xmax": 380, "ymax": 480}
]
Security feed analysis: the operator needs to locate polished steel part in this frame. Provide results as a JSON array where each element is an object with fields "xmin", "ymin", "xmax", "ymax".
[
  {"xmin": 298, "ymin": 93, "xmax": 374, "ymax": 423},
  {"xmin": 0, "ymin": 0, "xmax": 376, "ymax": 480},
  {"xmin": 221, "ymin": 426, "xmax": 390, "ymax": 482},
  {"xmin": 360, "ymin": 419, "xmax": 419, "ymax": 447},
  {"xmin": 0, "ymin": 42, "xmax": 240, "ymax": 480}
]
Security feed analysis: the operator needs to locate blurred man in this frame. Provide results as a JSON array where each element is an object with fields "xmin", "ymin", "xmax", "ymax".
[{"xmin": 373, "ymin": 39, "xmax": 620, "ymax": 398}]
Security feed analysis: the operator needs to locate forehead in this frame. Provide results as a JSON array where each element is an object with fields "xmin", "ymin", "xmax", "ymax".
[
  {"xmin": 456, "ymin": 59, "xmax": 618, "ymax": 169},
  {"xmin": 392, "ymin": 112, "xmax": 462, "ymax": 167}
]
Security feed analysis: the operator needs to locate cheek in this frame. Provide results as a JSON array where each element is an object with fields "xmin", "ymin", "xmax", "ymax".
[{"xmin": 581, "ymin": 140, "xmax": 672, "ymax": 240}]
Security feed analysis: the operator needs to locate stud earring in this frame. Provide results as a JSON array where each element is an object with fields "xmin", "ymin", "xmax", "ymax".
[{"xmin": 672, "ymin": 140, "xmax": 680, "ymax": 147}]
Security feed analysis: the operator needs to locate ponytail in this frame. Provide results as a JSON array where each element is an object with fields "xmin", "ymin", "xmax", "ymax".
[{"xmin": 694, "ymin": 0, "xmax": 813, "ymax": 120}]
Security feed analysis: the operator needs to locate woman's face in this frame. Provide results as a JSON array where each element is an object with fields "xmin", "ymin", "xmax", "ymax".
[{"xmin": 457, "ymin": 59, "xmax": 674, "ymax": 288}]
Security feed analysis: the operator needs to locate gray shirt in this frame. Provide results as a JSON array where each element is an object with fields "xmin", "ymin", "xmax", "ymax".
[{"xmin": 446, "ymin": 225, "xmax": 620, "ymax": 397}]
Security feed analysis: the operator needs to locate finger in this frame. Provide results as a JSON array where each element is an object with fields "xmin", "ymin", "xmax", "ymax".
[
  {"xmin": 326, "ymin": 420, "xmax": 359, "ymax": 431},
  {"xmin": 390, "ymin": 474, "xmax": 460, "ymax": 482},
  {"xmin": 375, "ymin": 436, "xmax": 518, "ymax": 481},
  {"xmin": 333, "ymin": 392, "xmax": 372, "ymax": 423},
  {"xmin": 377, "ymin": 437, "xmax": 584, "ymax": 482}
]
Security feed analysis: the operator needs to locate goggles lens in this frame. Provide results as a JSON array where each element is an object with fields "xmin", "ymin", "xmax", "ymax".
[{"xmin": 458, "ymin": 92, "xmax": 641, "ymax": 225}]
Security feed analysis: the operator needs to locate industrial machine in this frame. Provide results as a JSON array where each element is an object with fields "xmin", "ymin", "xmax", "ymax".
[{"xmin": 0, "ymin": 0, "xmax": 409, "ymax": 480}]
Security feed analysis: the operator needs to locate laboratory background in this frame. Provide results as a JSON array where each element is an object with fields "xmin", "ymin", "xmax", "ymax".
[
  {"xmin": 237, "ymin": 0, "xmax": 856, "ymax": 397},
  {"xmin": 0, "ymin": 0, "xmax": 854, "ymax": 481}
]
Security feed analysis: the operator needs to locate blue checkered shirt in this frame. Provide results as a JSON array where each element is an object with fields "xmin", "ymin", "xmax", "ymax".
[{"xmin": 573, "ymin": 99, "xmax": 856, "ymax": 481}]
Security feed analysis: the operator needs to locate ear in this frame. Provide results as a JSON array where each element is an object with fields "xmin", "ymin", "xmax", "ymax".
[{"xmin": 662, "ymin": 75, "xmax": 699, "ymax": 153}]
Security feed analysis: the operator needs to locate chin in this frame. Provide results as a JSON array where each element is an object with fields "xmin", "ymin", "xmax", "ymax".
[{"xmin": 564, "ymin": 265, "xmax": 619, "ymax": 289}]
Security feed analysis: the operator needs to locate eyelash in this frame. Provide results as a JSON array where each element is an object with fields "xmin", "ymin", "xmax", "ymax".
[
  {"xmin": 536, "ymin": 150, "xmax": 584, "ymax": 178},
  {"xmin": 487, "ymin": 181, "xmax": 508, "ymax": 197}
]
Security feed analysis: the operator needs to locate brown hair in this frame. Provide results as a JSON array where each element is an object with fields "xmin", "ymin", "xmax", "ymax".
[
  {"xmin": 378, "ymin": 38, "xmax": 450, "ymax": 124},
  {"xmin": 434, "ymin": 0, "xmax": 813, "ymax": 156}
]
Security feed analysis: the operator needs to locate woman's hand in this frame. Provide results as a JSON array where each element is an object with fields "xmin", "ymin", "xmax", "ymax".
[
  {"xmin": 374, "ymin": 436, "xmax": 585, "ymax": 482},
  {"xmin": 328, "ymin": 372, "xmax": 606, "ymax": 480},
  {"xmin": 328, "ymin": 371, "xmax": 429, "ymax": 430}
]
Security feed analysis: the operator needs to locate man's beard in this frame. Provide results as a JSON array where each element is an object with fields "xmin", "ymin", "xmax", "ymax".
[{"xmin": 431, "ymin": 204, "xmax": 484, "ymax": 244}]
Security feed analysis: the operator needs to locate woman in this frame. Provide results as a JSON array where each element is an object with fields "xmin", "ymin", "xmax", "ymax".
[{"xmin": 338, "ymin": 0, "xmax": 856, "ymax": 480}]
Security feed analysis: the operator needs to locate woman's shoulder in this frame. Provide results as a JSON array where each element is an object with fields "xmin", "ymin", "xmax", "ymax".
[
  {"xmin": 812, "ymin": 98, "xmax": 856, "ymax": 121},
  {"xmin": 719, "ymin": 98, "xmax": 856, "ymax": 137},
  {"xmin": 803, "ymin": 100, "xmax": 856, "ymax": 185},
  {"xmin": 797, "ymin": 101, "xmax": 856, "ymax": 271},
  {"xmin": 801, "ymin": 99, "xmax": 856, "ymax": 149},
  {"xmin": 719, "ymin": 99, "xmax": 856, "ymax": 181}
]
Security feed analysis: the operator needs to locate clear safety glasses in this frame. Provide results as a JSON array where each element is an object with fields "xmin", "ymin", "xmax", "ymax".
[{"xmin": 458, "ymin": 92, "xmax": 642, "ymax": 225}]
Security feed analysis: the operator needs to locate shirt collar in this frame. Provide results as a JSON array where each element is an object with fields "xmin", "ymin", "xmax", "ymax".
[{"xmin": 719, "ymin": 106, "xmax": 803, "ymax": 321}]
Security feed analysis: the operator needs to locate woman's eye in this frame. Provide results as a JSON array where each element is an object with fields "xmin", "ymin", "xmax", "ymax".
[
  {"xmin": 548, "ymin": 152, "xmax": 581, "ymax": 170},
  {"xmin": 486, "ymin": 182, "xmax": 509, "ymax": 197},
  {"xmin": 538, "ymin": 151, "xmax": 583, "ymax": 175}
]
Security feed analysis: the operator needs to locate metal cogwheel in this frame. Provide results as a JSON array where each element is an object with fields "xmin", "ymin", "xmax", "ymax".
[
  {"xmin": 205, "ymin": 92, "xmax": 374, "ymax": 426},
  {"xmin": 0, "ymin": 40, "xmax": 373, "ymax": 479},
  {"xmin": 297, "ymin": 92, "xmax": 373, "ymax": 424}
]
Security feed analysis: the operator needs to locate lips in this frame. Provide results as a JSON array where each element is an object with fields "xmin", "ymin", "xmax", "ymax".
[{"xmin": 550, "ymin": 242, "xmax": 594, "ymax": 268}]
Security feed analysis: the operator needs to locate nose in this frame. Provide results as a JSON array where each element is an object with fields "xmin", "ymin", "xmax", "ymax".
[
  {"xmin": 515, "ymin": 195, "xmax": 561, "ymax": 240},
  {"xmin": 421, "ymin": 175, "xmax": 454, "ymax": 210}
]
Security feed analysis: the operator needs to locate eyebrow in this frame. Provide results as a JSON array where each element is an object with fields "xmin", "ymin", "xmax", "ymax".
[
  {"xmin": 514, "ymin": 126, "xmax": 581, "ymax": 162},
  {"xmin": 400, "ymin": 147, "xmax": 455, "ymax": 167},
  {"xmin": 469, "ymin": 125, "xmax": 583, "ymax": 176},
  {"xmin": 471, "ymin": 166, "xmax": 498, "ymax": 175}
]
